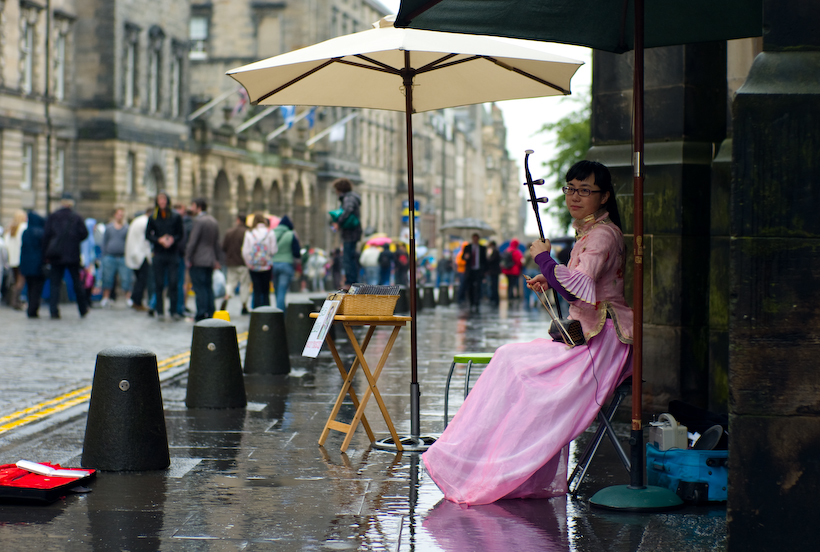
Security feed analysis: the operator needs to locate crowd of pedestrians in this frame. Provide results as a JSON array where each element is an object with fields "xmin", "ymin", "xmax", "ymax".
[
  {"xmin": 0, "ymin": 191, "xmax": 324, "ymax": 321},
  {"xmin": 0, "ymin": 177, "xmax": 561, "ymax": 319}
]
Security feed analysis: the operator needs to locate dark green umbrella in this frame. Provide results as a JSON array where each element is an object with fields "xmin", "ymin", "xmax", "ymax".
[
  {"xmin": 396, "ymin": 0, "xmax": 762, "ymax": 510},
  {"xmin": 396, "ymin": 0, "xmax": 761, "ymax": 54}
]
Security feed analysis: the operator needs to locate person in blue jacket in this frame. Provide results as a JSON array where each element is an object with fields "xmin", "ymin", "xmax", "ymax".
[{"xmin": 20, "ymin": 211, "xmax": 46, "ymax": 318}]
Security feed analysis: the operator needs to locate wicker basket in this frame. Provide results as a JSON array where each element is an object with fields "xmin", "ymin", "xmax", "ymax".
[{"xmin": 328, "ymin": 293, "xmax": 399, "ymax": 316}]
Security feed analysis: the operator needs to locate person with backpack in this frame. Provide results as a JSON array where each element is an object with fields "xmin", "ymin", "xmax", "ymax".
[
  {"xmin": 242, "ymin": 213, "xmax": 279, "ymax": 309},
  {"xmin": 42, "ymin": 193, "xmax": 90, "ymax": 319},
  {"xmin": 270, "ymin": 215, "xmax": 300, "ymax": 312},
  {"xmin": 500, "ymin": 238, "xmax": 524, "ymax": 300},
  {"xmin": 330, "ymin": 178, "xmax": 362, "ymax": 289}
]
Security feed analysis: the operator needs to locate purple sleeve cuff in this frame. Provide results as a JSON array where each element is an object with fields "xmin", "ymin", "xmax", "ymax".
[{"xmin": 534, "ymin": 252, "xmax": 578, "ymax": 302}]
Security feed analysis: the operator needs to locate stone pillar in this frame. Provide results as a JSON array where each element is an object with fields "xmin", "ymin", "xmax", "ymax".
[
  {"xmin": 709, "ymin": 39, "xmax": 762, "ymax": 413},
  {"xmin": 728, "ymin": 2, "xmax": 820, "ymax": 549},
  {"xmin": 590, "ymin": 41, "xmax": 727, "ymax": 411}
]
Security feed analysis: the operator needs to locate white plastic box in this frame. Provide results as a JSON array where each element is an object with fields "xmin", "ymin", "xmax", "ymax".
[{"xmin": 648, "ymin": 413, "xmax": 689, "ymax": 450}]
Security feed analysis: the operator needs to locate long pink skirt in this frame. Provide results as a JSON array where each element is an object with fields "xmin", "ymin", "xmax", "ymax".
[{"xmin": 423, "ymin": 320, "xmax": 632, "ymax": 505}]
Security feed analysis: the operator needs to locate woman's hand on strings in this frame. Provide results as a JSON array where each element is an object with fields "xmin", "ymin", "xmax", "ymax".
[
  {"xmin": 530, "ymin": 239, "xmax": 551, "ymax": 258},
  {"xmin": 525, "ymin": 273, "xmax": 549, "ymax": 292}
]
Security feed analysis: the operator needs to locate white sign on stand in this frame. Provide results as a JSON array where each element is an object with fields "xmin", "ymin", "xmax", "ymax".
[{"xmin": 302, "ymin": 300, "xmax": 342, "ymax": 358}]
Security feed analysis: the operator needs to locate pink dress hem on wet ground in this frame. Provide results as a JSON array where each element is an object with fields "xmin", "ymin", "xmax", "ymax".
[{"xmin": 423, "ymin": 320, "xmax": 632, "ymax": 506}]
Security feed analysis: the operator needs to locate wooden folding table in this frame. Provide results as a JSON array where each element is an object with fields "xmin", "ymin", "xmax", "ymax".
[{"xmin": 311, "ymin": 314, "xmax": 411, "ymax": 453}]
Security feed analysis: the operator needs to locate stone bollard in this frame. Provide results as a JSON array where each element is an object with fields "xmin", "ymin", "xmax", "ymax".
[
  {"xmin": 245, "ymin": 306, "xmax": 290, "ymax": 375},
  {"xmin": 285, "ymin": 301, "xmax": 315, "ymax": 355},
  {"xmin": 81, "ymin": 346, "xmax": 170, "ymax": 471},
  {"xmin": 438, "ymin": 284, "xmax": 451, "ymax": 306},
  {"xmin": 422, "ymin": 286, "xmax": 436, "ymax": 309},
  {"xmin": 395, "ymin": 286, "xmax": 409, "ymax": 313},
  {"xmin": 186, "ymin": 318, "xmax": 247, "ymax": 408}
]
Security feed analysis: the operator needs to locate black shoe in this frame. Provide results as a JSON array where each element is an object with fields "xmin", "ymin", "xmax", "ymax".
[
  {"xmin": 220, "ymin": 299, "xmax": 228, "ymax": 311},
  {"xmin": 50, "ymin": 313, "xmax": 60, "ymax": 319},
  {"xmin": 147, "ymin": 309, "xmax": 155, "ymax": 317},
  {"xmin": 28, "ymin": 313, "xmax": 39, "ymax": 319},
  {"xmin": 241, "ymin": 305, "xmax": 250, "ymax": 315}
]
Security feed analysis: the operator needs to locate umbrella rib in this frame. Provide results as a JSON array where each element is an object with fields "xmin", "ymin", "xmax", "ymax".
[
  {"xmin": 255, "ymin": 58, "xmax": 340, "ymax": 104},
  {"xmin": 415, "ymin": 53, "xmax": 460, "ymax": 73},
  {"xmin": 482, "ymin": 55, "xmax": 570, "ymax": 95},
  {"xmin": 344, "ymin": 55, "xmax": 401, "ymax": 75}
]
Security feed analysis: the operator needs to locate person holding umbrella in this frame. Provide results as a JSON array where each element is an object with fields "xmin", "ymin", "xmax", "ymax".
[{"xmin": 422, "ymin": 160, "xmax": 633, "ymax": 505}]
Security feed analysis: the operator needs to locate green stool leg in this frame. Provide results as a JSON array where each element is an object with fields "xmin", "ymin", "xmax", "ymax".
[
  {"xmin": 444, "ymin": 361, "xmax": 457, "ymax": 429},
  {"xmin": 464, "ymin": 360, "xmax": 474, "ymax": 398}
]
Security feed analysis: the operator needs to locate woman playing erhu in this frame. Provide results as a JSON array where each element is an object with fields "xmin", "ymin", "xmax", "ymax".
[{"xmin": 423, "ymin": 160, "xmax": 633, "ymax": 505}]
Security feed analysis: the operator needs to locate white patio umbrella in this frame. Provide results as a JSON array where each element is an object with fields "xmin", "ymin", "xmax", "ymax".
[{"xmin": 228, "ymin": 15, "xmax": 582, "ymax": 451}]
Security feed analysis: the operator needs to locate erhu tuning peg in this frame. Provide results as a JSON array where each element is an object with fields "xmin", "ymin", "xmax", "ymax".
[
  {"xmin": 522, "ymin": 179, "xmax": 545, "ymax": 186},
  {"xmin": 527, "ymin": 197, "xmax": 549, "ymax": 204}
]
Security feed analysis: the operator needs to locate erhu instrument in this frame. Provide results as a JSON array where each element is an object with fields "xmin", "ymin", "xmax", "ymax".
[{"xmin": 523, "ymin": 149, "xmax": 585, "ymax": 347}]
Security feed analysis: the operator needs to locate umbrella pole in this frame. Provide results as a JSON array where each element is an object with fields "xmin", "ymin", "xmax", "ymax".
[
  {"xmin": 590, "ymin": 0, "xmax": 682, "ymax": 511},
  {"xmin": 373, "ymin": 51, "xmax": 435, "ymax": 453}
]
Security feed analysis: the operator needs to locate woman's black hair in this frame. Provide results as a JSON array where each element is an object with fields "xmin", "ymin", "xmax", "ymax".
[{"xmin": 566, "ymin": 160, "xmax": 622, "ymax": 230}]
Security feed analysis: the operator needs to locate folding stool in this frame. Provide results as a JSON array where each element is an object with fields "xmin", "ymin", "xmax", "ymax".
[{"xmin": 567, "ymin": 377, "xmax": 633, "ymax": 495}]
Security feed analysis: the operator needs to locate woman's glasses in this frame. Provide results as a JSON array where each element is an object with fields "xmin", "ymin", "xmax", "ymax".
[{"xmin": 562, "ymin": 186, "xmax": 603, "ymax": 197}]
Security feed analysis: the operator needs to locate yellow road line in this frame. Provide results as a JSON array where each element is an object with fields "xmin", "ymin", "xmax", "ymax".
[{"xmin": 0, "ymin": 333, "xmax": 249, "ymax": 436}]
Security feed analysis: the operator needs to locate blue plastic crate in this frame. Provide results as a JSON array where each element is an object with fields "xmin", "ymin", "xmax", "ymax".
[{"xmin": 646, "ymin": 443, "xmax": 728, "ymax": 503}]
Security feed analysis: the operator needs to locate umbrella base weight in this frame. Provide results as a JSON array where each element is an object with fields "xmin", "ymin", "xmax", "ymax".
[
  {"xmin": 372, "ymin": 435, "xmax": 437, "ymax": 453},
  {"xmin": 589, "ymin": 484, "xmax": 684, "ymax": 512}
]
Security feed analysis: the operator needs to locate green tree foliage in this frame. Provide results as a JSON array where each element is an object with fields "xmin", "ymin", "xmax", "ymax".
[{"xmin": 537, "ymin": 94, "xmax": 591, "ymax": 230}]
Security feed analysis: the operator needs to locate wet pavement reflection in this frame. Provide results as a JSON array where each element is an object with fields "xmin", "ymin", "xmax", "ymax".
[{"xmin": 0, "ymin": 298, "xmax": 726, "ymax": 550}]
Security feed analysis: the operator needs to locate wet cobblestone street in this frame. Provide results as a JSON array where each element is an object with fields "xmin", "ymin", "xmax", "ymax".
[{"xmin": 0, "ymin": 294, "xmax": 726, "ymax": 551}]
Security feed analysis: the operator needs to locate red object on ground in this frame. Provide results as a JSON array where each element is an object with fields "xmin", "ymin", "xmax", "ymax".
[{"xmin": 0, "ymin": 462, "xmax": 96, "ymax": 504}]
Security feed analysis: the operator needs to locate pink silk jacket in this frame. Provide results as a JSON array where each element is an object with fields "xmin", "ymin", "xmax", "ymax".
[{"xmin": 554, "ymin": 210, "xmax": 633, "ymax": 344}]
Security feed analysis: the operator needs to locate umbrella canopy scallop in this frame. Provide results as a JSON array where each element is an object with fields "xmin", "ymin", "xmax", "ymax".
[{"xmin": 227, "ymin": 16, "xmax": 582, "ymax": 113}]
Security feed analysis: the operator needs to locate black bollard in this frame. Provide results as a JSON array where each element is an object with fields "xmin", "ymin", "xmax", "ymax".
[
  {"xmin": 244, "ymin": 306, "xmax": 290, "ymax": 375},
  {"xmin": 82, "ymin": 346, "xmax": 170, "ymax": 471},
  {"xmin": 438, "ymin": 284, "xmax": 451, "ymax": 306},
  {"xmin": 395, "ymin": 286, "xmax": 409, "ymax": 313},
  {"xmin": 285, "ymin": 301, "xmax": 315, "ymax": 355},
  {"xmin": 422, "ymin": 285, "xmax": 436, "ymax": 309},
  {"xmin": 186, "ymin": 318, "xmax": 247, "ymax": 408}
]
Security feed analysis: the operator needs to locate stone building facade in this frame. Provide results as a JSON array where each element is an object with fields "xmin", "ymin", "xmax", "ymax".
[{"xmin": 0, "ymin": 0, "xmax": 520, "ymax": 255}]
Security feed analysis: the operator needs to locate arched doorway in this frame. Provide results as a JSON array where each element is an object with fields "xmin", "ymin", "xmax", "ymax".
[
  {"xmin": 237, "ymin": 176, "xmax": 248, "ymax": 215},
  {"xmin": 292, "ymin": 180, "xmax": 309, "ymax": 246},
  {"xmin": 270, "ymin": 180, "xmax": 283, "ymax": 215},
  {"xmin": 212, "ymin": 170, "xmax": 232, "ymax": 233},
  {"xmin": 145, "ymin": 165, "xmax": 164, "ymax": 199},
  {"xmin": 252, "ymin": 178, "xmax": 266, "ymax": 213}
]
